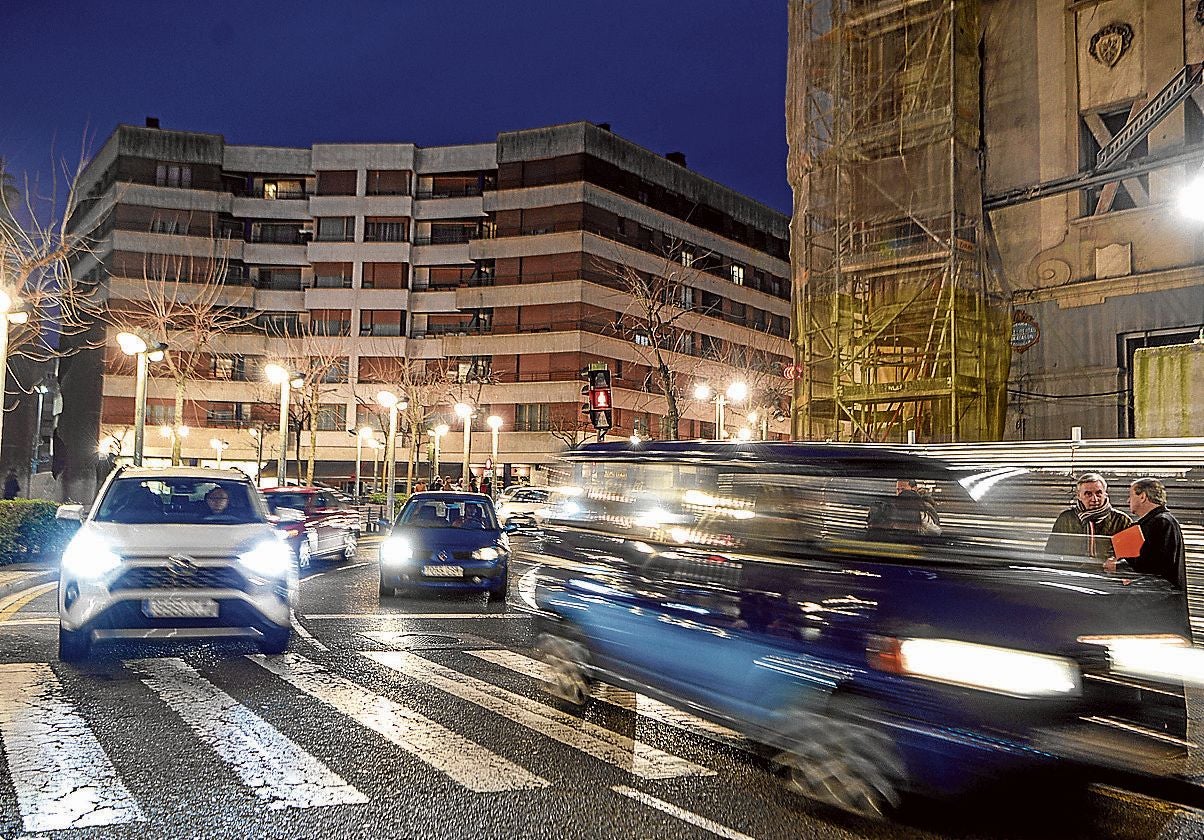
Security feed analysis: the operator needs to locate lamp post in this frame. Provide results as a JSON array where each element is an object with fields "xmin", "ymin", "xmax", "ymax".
[
  {"xmin": 0, "ymin": 290, "xmax": 28, "ymax": 461},
  {"xmin": 159, "ymin": 424, "xmax": 190, "ymax": 467},
  {"xmin": 209, "ymin": 437, "xmax": 229, "ymax": 468},
  {"xmin": 693, "ymin": 381, "xmax": 748, "ymax": 440},
  {"xmin": 352, "ymin": 426, "xmax": 373, "ymax": 500},
  {"xmin": 117, "ymin": 331, "xmax": 166, "ymax": 466},
  {"xmin": 28, "ymin": 382, "xmax": 49, "ymax": 496},
  {"xmin": 247, "ymin": 426, "xmax": 264, "ymax": 486},
  {"xmin": 486, "ymin": 415, "xmax": 502, "ymax": 495},
  {"xmin": 376, "ymin": 391, "xmax": 401, "ymax": 519},
  {"xmin": 265, "ymin": 364, "xmax": 303, "ymax": 486},
  {"xmin": 368, "ymin": 438, "xmax": 382, "ymax": 493},
  {"xmin": 454, "ymin": 402, "xmax": 473, "ymax": 486},
  {"xmin": 430, "ymin": 423, "xmax": 449, "ymax": 482}
]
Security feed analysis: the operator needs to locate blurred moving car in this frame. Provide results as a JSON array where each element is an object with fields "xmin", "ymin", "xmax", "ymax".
[
  {"xmin": 262, "ymin": 486, "xmax": 359, "ymax": 568},
  {"xmin": 495, "ymin": 487, "xmax": 550, "ymax": 527},
  {"xmin": 378, "ymin": 492, "xmax": 513, "ymax": 598},
  {"xmin": 525, "ymin": 441, "xmax": 1194, "ymax": 820},
  {"xmin": 57, "ymin": 467, "xmax": 296, "ymax": 661}
]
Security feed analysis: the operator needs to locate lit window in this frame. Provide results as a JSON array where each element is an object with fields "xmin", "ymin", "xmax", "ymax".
[{"xmin": 730, "ymin": 265, "xmax": 745, "ymax": 285}]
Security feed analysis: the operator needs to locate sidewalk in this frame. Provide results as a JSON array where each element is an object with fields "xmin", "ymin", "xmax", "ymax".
[{"xmin": 0, "ymin": 561, "xmax": 59, "ymax": 600}]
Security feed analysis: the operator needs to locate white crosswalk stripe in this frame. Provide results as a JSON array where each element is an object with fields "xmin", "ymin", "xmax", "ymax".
[
  {"xmin": 363, "ymin": 650, "xmax": 715, "ymax": 780},
  {"xmin": 130, "ymin": 658, "xmax": 367, "ymax": 810},
  {"xmin": 248, "ymin": 652, "xmax": 547, "ymax": 792},
  {"xmin": 468, "ymin": 649, "xmax": 745, "ymax": 749},
  {"xmin": 0, "ymin": 663, "xmax": 145, "ymax": 832}
]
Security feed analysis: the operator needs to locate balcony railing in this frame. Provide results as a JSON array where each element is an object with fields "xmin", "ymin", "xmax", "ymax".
[
  {"xmin": 412, "ymin": 229, "xmax": 478, "ymax": 246},
  {"xmin": 415, "ymin": 186, "xmax": 484, "ymax": 199}
]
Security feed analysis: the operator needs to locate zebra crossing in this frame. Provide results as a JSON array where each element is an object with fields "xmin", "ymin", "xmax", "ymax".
[{"xmin": 0, "ymin": 644, "xmax": 754, "ymax": 836}]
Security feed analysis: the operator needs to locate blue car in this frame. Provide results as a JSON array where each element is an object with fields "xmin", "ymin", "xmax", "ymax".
[
  {"xmin": 525, "ymin": 441, "xmax": 1194, "ymax": 820},
  {"xmin": 379, "ymin": 492, "xmax": 513, "ymax": 598}
]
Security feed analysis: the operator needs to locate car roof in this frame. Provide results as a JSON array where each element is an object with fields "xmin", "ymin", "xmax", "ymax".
[
  {"xmin": 564, "ymin": 440, "xmax": 957, "ymax": 479},
  {"xmin": 111, "ymin": 466, "xmax": 254, "ymax": 482},
  {"xmin": 263, "ymin": 486, "xmax": 320, "ymax": 494},
  {"xmin": 407, "ymin": 491, "xmax": 491, "ymax": 502}
]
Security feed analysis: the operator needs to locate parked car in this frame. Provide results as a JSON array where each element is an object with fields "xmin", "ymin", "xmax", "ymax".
[
  {"xmin": 262, "ymin": 486, "xmax": 359, "ymax": 568},
  {"xmin": 57, "ymin": 466, "xmax": 296, "ymax": 661},
  {"xmin": 525, "ymin": 441, "xmax": 1195, "ymax": 820},
  {"xmin": 378, "ymin": 492, "xmax": 514, "ymax": 599},
  {"xmin": 495, "ymin": 487, "xmax": 551, "ymax": 527}
]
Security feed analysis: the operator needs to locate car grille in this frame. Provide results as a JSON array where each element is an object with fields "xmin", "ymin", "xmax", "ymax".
[{"xmin": 111, "ymin": 565, "xmax": 247, "ymax": 592}]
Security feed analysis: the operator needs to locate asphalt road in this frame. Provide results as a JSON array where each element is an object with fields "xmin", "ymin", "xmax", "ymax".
[{"xmin": 0, "ymin": 540, "xmax": 1201, "ymax": 840}]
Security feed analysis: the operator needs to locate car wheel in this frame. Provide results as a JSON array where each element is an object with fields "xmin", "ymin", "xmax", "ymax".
[
  {"xmin": 778, "ymin": 704, "xmax": 906, "ymax": 821},
  {"xmin": 58, "ymin": 624, "xmax": 90, "ymax": 662},
  {"xmin": 343, "ymin": 530, "xmax": 358, "ymax": 561},
  {"xmin": 259, "ymin": 625, "xmax": 290, "ymax": 655},
  {"xmin": 379, "ymin": 579, "xmax": 395, "ymax": 597},
  {"xmin": 489, "ymin": 575, "xmax": 508, "ymax": 600},
  {"xmin": 297, "ymin": 540, "xmax": 312, "ymax": 570},
  {"xmin": 534, "ymin": 631, "xmax": 591, "ymax": 706}
]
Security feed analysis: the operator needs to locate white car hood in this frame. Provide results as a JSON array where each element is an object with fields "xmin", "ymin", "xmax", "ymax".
[{"xmin": 82, "ymin": 522, "xmax": 275, "ymax": 558}]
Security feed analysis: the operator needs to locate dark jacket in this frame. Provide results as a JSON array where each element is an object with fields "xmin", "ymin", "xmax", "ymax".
[
  {"xmin": 2, "ymin": 474, "xmax": 18, "ymax": 500},
  {"xmin": 1045, "ymin": 507, "xmax": 1132, "ymax": 561},
  {"xmin": 1123, "ymin": 506, "xmax": 1186, "ymax": 590}
]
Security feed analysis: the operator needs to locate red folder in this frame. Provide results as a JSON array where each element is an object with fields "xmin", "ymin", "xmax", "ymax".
[{"xmin": 1111, "ymin": 524, "xmax": 1144, "ymax": 559}]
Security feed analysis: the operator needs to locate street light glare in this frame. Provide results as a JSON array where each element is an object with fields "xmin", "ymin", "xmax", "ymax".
[
  {"xmin": 693, "ymin": 384, "xmax": 712, "ymax": 401},
  {"xmin": 454, "ymin": 402, "xmax": 473, "ymax": 419},
  {"xmin": 1180, "ymin": 175, "xmax": 1204, "ymax": 220},
  {"xmin": 6, "ymin": 311, "xmax": 28, "ymax": 325},
  {"xmin": 376, "ymin": 390, "xmax": 398, "ymax": 408},
  {"xmin": 486, "ymin": 414, "xmax": 503, "ymax": 430},
  {"xmin": 178, "ymin": 425, "xmax": 189, "ymax": 437},
  {"xmin": 159, "ymin": 425, "xmax": 172, "ymax": 438},
  {"xmin": 359, "ymin": 426, "xmax": 374, "ymax": 439},
  {"xmin": 434, "ymin": 424, "xmax": 450, "ymax": 437},
  {"xmin": 0, "ymin": 290, "xmax": 11, "ymax": 314},
  {"xmin": 264, "ymin": 363, "xmax": 289, "ymax": 384},
  {"xmin": 726, "ymin": 382, "xmax": 749, "ymax": 402},
  {"xmin": 116, "ymin": 332, "xmax": 148, "ymax": 356}
]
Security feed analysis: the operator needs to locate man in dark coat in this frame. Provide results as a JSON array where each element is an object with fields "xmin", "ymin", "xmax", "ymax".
[
  {"xmin": 1122, "ymin": 478, "xmax": 1187, "ymax": 591},
  {"xmin": 3, "ymin": 469, "xmax": 19, "ymax": 500},
  {"xmin": 1045, "ymin": 473, "xmax": 1131, "ymax": 562}
]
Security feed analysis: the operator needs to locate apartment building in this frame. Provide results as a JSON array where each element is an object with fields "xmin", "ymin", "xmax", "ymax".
[{"xmin": 59, "ymin": 121, "xmax": 791, "ymax": 500}]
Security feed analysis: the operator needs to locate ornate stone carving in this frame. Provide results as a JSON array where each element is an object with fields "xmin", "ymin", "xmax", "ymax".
[{"xmin": 1089, "ymin": 22, "xmax": 1134, "ymax": 67}]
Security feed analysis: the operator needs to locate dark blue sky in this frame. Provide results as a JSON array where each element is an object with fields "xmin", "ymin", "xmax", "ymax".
[{"xmin": 0, "ymin": 1, "xmax": 791, "ymax": 214}]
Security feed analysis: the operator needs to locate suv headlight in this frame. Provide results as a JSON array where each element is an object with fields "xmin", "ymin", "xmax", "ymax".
[
  {"xmin": 471, "ymin": 546, "xmax": 500, "ymax": 561},
  {"xmin": 61, "ymin": 532, "xmax": 121, "ymax": 580},
  {"xmin": 239, "ymin": 540, "xmax": 292, "ymax": 578},
  {"xmin": 380, "ymin": 538, "xmax": 413, "ymax": 566},
  {"xmin": 868, "ymin": 636, "xmax": 1080, "ymax": 698}
]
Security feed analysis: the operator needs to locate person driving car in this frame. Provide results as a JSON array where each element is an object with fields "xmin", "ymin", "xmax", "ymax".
[{"xmin": 202, "ymin": 486, "xmax": 230, "ymax": 517}]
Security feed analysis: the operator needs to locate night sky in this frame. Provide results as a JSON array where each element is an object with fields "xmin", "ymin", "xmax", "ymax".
[{"xmin": 0, "ymin": 1, "xmax": 791, "ymax": 215}]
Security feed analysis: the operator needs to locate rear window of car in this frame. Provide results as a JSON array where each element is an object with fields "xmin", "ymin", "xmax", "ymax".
[
  {"xmin": 397, "ymin": 499, "xmax": 498, "ymax": 530},
  {"xmin": 95, "ymin": 477, "xmax": 266, "ymax": 525},
  {"xmin": 265, "ymin": 492, "xmax": 312, "ymax": 513}
]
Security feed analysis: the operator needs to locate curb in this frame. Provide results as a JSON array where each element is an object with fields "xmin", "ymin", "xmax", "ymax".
[{"xmin": 0, "ymin": 568, "xmax": 58, "ymax": 601}]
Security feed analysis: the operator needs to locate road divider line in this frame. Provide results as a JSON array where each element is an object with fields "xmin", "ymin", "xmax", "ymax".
[
  {"xmin": 0, "ymin": 662, "xmax": 145, "ymax": 832},
  {"xmin": 130, "ymin": 657, "xmax": 367, "ymax": 810},
  {"xmin": 364, "ymin": 651, "xmax": 714, "ymax": 780},
  {"xmin": 468, "ymin": 649, "xmax": 744, "ymax": 749},
  {"xmin": 249, "ymin": 652, "xmax": 546, "ymax": 793},
  {"xmin": 0, "ymin": 582, "xmax": 58, "ymax": 622},
  {"xmin": 291, "ymin": 612, "xmax": 329, "ymax": 652},
  {"xmin": 612, "ymin": 785, "xmax": 758, "ymax": 840}
]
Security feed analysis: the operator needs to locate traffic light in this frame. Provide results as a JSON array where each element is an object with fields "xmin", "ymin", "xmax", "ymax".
[{"xmin": 580, "ymin": 366, "xmax": 613, "ymax": 433}]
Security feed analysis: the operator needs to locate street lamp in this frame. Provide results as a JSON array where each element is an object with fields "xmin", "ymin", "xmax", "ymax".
[
  {"xmin": 351, "ymin": 426, "xmax": 374, "ymax": 500},
  {"xmin": 429, "ymin": 423, "xmax": 449, "ymax": 482},
  {"xmin": 367, "ymin": 437, "xmax": 382, "ymax": 493},
  {"xmin": 486, "ymin": 414, "xmax": 503, "ymax": 495},
  {"xmin": 454, "ymin": 402, "xmax": 473, "ymax": 486},
  {"xmin": 209, "ymin": 437, "xmax": 229, "ymax": 468},
  {"xmin": 247, "ymin": 426, "xmax": 264, "ymax": 486},
  {"xmin": 376, "ymin": 390, "xmax": 402, "ymax": 519},
  {"xmin": 265, "ymin": 363, "xmax": 303, "ymax": 486},
  {"xmin": 693, "ymin": 381, "xmax": 747, "ymax": 440},
  {"xmin": 117, "ymin": 331, "xmax": 166, "ymax": 466}
]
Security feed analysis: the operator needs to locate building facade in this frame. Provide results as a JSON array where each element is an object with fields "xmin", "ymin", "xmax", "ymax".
[
  {"xmin": 787, "ymin": 0, "xmax": 1204, "ymax": 443},
  {"xmin": 60, "ymin": 122, "xmax": 791, "ymax": 501}
]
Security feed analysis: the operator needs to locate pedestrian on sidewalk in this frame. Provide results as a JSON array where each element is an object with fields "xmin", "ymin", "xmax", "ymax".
[{"xmin": 3, "ymin": 469, "xmax": 19, "ymax": 500}]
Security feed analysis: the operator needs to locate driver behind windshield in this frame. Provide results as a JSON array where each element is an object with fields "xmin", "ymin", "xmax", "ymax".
[{"xmin": 202, "ymin": 486, "xmax": 230, "ymax": 517}]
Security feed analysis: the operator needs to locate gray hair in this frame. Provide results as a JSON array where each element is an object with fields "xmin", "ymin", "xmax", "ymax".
[
  {"xmin": 1130, "ymin": 478, "xmax": 1167, "ymax": 506},
  {"xmin": 1076, "ymin": 473, "xmax": 1107, "ymax": 491}
]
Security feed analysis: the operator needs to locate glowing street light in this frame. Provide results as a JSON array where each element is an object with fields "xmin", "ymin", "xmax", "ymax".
[
  {"xmin": 486, "ymin": 414, "xmax": 503, "ymax": 494},
  {"xmin": 693, "ymin": 381, "xmax": 748, "ymax": 439},
  {"xmin": 117, "ymin": 330, "xmax": 166, "ymax": 465},
  {"xmin": 209, "ymin": 437, "xmax": 229, "ymax": 467},
  {"xmin": 265, "ymin": 363, "xmax": 303, "ymax": 486},
  {"xmin": 454, "ymin": 402, "xmax": 473, "ymax": 487}
]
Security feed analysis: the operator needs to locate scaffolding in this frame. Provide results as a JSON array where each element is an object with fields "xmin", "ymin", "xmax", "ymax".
[{"xmin": 787, "ymin": 0, "xmax": 1009, "ymax": 442}]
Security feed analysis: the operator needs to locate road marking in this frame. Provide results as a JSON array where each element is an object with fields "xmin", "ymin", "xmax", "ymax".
[
  {"xmin": 613, "ymin": 785, "xmax": 758, "ymax": 840},
  {"xmin": 468, "ymin": 649, "xmax": 744, "ymax": 748},
  {"xmin": 249, "ymin": 652, "xmax": 546, "ymax": 793},
  {"xmin": 303, "ymin": 612, "xmax": 525, "ymax": 620},
  {"xmin": 0, "ymin": 617, "xmax": 57, "ymax": 626},
  {"xmin": 364, "ymin": 651, "xmax": 714, "ymax": 780},
  {"xmin": 291, "ymin": 612, "xmax": 329, "ymax": 652},
  {"xmin": 0, "ymin": 663, "xmax": 144, "ymax": 832},
  {"xmin": 129, "ymin": 657, "xmax": 366, "ymax": 810},
  {"xmin": 0, "ymin": 582, "xmax": 58, "ymax": 622}
]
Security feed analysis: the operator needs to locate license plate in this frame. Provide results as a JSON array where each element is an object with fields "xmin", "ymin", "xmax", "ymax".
[
  {"xmin": 421, "ymin": 565, "xmax": 463, "ymax": 578},
  {"xmin": 143, "ymin": 598, "xmax": 220, "ymax": 618}
]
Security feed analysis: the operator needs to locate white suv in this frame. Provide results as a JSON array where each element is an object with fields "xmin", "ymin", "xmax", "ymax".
[{"xmin": 57, "ymin": 467, "xmax": 297, "ymax": 661}]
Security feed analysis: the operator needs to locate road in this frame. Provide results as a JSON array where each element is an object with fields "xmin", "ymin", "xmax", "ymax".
[{"xmin": 0, "ymin": 539, "xmax": 1200, "ymax": 839}]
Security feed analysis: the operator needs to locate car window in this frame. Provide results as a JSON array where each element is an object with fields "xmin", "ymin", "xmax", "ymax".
[
  {"xmin": 265, "ymin": 492, "xmax": 312, "ymax": 514},
  {"xmin": 95, "ymin": 477, "xmax": 265, "ymax": 525},
  {"xmin": 398, "ymin": 499, "xmax": 498, "ymax": 529}
]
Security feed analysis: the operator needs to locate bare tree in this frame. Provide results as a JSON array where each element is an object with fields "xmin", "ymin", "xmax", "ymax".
[
  {"xmin": 548, "ymin": 402, "xmax": 593, "ymax": 449},
  {"xmin": 104, "ymin": 242, "xmax": 254, "ymax": 463}
]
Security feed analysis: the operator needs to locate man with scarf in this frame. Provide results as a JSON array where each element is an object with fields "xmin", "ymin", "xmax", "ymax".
[{"xmin": 1045, "ymin": 473, "xmax": 1132, "ymax": 562}]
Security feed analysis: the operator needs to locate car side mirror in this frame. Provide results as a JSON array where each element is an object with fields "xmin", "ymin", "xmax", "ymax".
[
  {"xmin": 56, "ymin": 504, "xmax": 87, "ymax": 521},
  {"xmin": 503, "ymin": 522, "xmax": 520, "ymax": 533}
]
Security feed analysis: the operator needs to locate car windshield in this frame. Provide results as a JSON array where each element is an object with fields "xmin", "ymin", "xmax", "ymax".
[
  {"xmin": 94, "ymin": 477, "xmax": 266, "ymax": 525},
  {"xmin": 397, "ymin": 498, "xmax": 498, "ymax": 530},
  {"xmin": 265, "ymin": 492, "xmax": 312, "ymax": 513}
]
